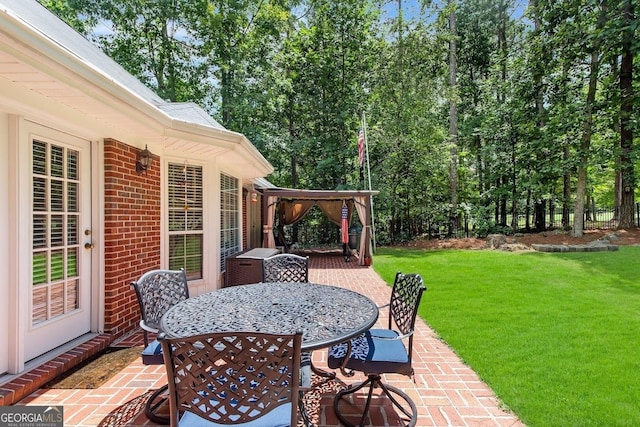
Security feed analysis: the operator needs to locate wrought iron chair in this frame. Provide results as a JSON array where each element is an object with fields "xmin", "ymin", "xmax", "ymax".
[
  {"xmin": 327, "ymin": 272, "xmax": 426, "ymax": 427},
  {"xmin": 262, "ymin": 253, "xmax": 323, "ymax": 387},
  {"xmin": 262, "ymin": 253, "xmax": 309, "ymax": 283},
  {"xmin": 131, "ymin": 269, "xmax": 190, "ymax": 424},
  {"xmin": 158, "ymin": 331, "xmax": 303, "ymax": 427}
]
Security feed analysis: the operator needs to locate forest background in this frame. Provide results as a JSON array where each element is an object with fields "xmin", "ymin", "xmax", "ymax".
[{"xmin": 40, "ymin": 0, "xmax": 639, "ymax": 245}]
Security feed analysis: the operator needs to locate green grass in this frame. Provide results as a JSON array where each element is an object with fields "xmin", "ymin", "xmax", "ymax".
[{"xmin": 374, "ymin": 246, "xmax": 640, "ymax": 427}]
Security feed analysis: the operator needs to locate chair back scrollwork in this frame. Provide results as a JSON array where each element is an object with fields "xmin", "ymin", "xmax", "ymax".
[
  {"xmin": 131, "ymin": 269, "xmax": 189, "ymax": 344},
  {"xmin": 159, "ymin": 331, "xmax": 302, "ymax": 427},
  {"xmin": 262, "ymin": 253, "xmax": 310, "ymax": 283}
]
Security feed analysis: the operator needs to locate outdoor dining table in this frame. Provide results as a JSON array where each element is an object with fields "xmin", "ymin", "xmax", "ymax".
[{"xmin": 159, "ymin": 281, "xmax": 379, "ymax": 352}]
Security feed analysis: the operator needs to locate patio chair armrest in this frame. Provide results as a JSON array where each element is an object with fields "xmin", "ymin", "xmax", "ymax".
[
  {"xmin": 369, "ymin": 329, "xmax": 414, "ymax": 341},
  {"xmin": 140, "ymin": 320, "xmax": 159, "ymax": 334}
]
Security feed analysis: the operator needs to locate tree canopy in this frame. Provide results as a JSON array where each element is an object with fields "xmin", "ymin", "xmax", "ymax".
[{"xmin": 40, "ymin": 0, "xmax": 639, "ymax": 243}]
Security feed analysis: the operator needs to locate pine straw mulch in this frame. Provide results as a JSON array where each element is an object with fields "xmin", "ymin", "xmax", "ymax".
[
  {"xmin": 45, "ymin": 346, "xmax": 143, "ymax": 389},
  {"xmin": 403, "ymin": 227, "xmax": 640, "ymax": 250}
]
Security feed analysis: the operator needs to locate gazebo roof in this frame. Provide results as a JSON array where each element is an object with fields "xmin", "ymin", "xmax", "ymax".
[{"xmin": 260, "ymin": 187, "xmax": 378, "ymax": 201}]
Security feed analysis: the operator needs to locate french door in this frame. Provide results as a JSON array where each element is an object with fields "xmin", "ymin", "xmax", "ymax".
[{"xmin": 24, "ymin": 125, "xmax": 92, "ymax": 362}]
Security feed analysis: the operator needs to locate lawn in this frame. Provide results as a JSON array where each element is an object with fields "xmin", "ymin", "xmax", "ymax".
[{"xmin": 373, "ymin": 246, "xmax": 640, "ymax": 427}]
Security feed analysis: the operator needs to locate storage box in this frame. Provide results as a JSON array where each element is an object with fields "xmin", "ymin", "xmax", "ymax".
[{"xmin": 224, "ymin": 248, "xmax": 280, "ymax": 287}]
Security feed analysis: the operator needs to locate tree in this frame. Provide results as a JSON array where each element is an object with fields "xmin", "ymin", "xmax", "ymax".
[
  {"xmin": 448, "ymin": 0, "xmax": 459, "ymax": 236},
  {"xmin": 618, "ymin": 0, "xmax": 636, "ymax": 227},
  {"xmin": 43, "ymin": 0, "xmax": 639, "ymax": 245},
  {"xmin": 52, "ymin": 0, "xmax": 212, "ymax": 105},
  {"xmin": 572, "ymin": 3, "xmax": 606, "ymax": 236},
  {"xmin": 37, "ymin": 0, "xmax": 95, "ymax": 34}
]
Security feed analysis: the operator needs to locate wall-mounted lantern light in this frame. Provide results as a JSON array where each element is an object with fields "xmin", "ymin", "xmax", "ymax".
[
  {"xmin": 251, "ymin": 183, "xmax": 258, "ymax": 203},
  {"xmin": 136, "ymin": 145, "xmax": 152, "ymax": 174}
]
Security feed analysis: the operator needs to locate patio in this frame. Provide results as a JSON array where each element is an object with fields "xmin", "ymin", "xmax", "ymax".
[{"xmin": 13, "ymin": 253, "xmax": 524, "ymax": 426}]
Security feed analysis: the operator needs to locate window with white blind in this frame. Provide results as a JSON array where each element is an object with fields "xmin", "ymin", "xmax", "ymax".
[
  {"xmin": 220, "ymin": 173, "xmax": 239, "ymax": 271},
  {"xmin": 32, "ymin": 139, "xmax": 80, "ymax": 323},
  {"xmin": 168, "ymin": 163, "xmax": 203, "ymax": 280}
]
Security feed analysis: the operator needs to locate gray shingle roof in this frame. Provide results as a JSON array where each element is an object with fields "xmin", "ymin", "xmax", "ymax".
[{"xmin": 158, "ymin": 103, "xmax": 225, "ymax": 130}]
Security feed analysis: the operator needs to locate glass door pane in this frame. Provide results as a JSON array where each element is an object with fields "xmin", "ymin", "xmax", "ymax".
[{"xmin": 31, "ymin": 140, "xmax": 80, "ymax": 324}]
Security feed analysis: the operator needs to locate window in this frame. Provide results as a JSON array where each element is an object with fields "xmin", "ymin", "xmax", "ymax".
[
  {"xmin": 32, "ymin": 140, "xmax": 80, "ymax": 323},
  {"xmin": 220, "ymin": 173, "xmax": 239, "ymax": 271},
  {"xmin": 168, "ymin": 163, "xmax": 203, "ymax": 280}
]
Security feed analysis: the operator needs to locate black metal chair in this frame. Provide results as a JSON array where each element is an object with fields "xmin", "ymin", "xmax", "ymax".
[
  {"xmin": 158, "ymin": 331, "xmax": 303, "ymax": 427},
  {"xmin": 262, "ymin": 253, "xmax": 309, "ymax": 283},
  {"xmin": 131, "ymin": 269, "xmax": 190, "ymax": 424},
  {"xmin": 327, "ymin": 272, "xmax": 426, "ymax": 427}
]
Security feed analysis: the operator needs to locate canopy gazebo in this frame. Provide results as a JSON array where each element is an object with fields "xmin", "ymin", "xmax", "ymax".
[{"xmin": 259, "ymin": 188, "xmax": 378, "ymax": 265}]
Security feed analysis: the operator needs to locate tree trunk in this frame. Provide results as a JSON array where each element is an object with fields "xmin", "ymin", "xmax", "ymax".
[
  {"xmin": 534, "ymin": 200, "xmax": 545, "ymax": 231},
  {"xmin": 572, "ymin": 50, "xmax": 599, "ymax": 236},
  {"xmin": 560, "ymin": 58, "xmax": 571, "ymax": 229},
  {"xmin": 511, "ymin": 136, "xmax": 517, "ymax": 231},
  {"xmin": 609, "ymin": 55, "xmax": 622, "ymax": 220},
  {"xmin": 526, "ymin": 189, "xmax": 532, "ymax": 231},
  {"xmin": 618, "ymin": 0, "xmax": 635, "ymax": 228},
  {"xmin": 500, "ymin": 176, "xmax": 507, "ymax": 226},
  {"xmin": 562, "ymin": 139, "xmax": 571, "ymax": 229},
  {"xmin": 572, "ymin": 6, "xmax": 603, "ymax": 236},
  {"xmin": 448, "ymin": 0, "xmax": 459, "ymax": 237},
  {"xmin": 533, "ymin": 0, "xmax": 547, "ymax": 233}
]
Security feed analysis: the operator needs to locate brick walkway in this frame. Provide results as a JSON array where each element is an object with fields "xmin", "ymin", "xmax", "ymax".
[{"xmin": 16, "ymin": 253, "xmax": 524, "ymax": 426}]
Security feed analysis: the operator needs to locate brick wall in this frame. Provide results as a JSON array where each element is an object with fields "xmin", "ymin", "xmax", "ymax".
[{"xmin": 103, "ymin": 139, "xmax": 160, "ymax": 338}]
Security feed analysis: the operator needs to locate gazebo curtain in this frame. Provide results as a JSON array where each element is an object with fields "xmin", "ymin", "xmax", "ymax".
[
  {"xmin": 276, "ymin": 200, "xmax": 315, "ymax": 247},
  {"xmin": 263, "ymin": 195, "xmax": 278, "ymax": 248},
  {"xmin": 316, "ymin": 200, "xmax": 353, "ymax": 226},
  {"xmin": 281, "ymin": 200, "xmax": 315, "ymax": 225},
  {"xmin": 354, "ymin": 196, "xmax": 371, "ymax": 264},
  {"xmin": 263, "ymin": 196, "xmax": 371, "ymax": 265}
]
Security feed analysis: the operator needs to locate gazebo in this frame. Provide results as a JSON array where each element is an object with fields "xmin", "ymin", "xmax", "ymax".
[{"xmin": 259, "ymin": 188, "xmax": 378, "ymax": 265}]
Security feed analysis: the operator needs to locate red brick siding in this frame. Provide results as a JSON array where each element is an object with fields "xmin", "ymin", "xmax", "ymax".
[{"xmin": 103, "ymin": 139, "xmax": 160, "ymax": 338}]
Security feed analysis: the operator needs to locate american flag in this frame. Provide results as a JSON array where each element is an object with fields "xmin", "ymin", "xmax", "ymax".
[
  {"xmin": 341, "ymin": 204, "xmax": 349, "ymax": 244},
  {"xmin": 358, "ymin": 128, "xmax": 364, "ymax": 166}
]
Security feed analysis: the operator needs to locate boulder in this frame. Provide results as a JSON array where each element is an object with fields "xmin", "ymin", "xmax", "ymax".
[{"xmin": 485, "ymin": 234, "xmax": 507, "ymax": 249}]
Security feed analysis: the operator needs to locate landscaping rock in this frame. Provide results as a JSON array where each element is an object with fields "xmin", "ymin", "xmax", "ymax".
[
  {"xmin": 531, "ymin": 242, "xmax": 619, "ymax": 252},
  {"xmin": 499, "ymin": 243, "xmax": 531, "ymax": 252},
  {"xmin": 485, "ymin": 234, "xmax": 507, "ymax": 249}
]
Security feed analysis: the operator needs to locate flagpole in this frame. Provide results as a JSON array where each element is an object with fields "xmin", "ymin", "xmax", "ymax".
[{"xmin": 361, "ymin": 111, "xmax": 376, "ymax": 252}]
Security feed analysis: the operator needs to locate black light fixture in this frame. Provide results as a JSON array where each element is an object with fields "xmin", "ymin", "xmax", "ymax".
[{"xmin": 136, "ymin": 144, "xmax": 152, "ymax": 174}]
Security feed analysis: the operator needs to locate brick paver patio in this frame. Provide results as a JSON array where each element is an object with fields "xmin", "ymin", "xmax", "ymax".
[{"xmin": 15, "ymin": 253, "xmax": 524, "ymax": 426}]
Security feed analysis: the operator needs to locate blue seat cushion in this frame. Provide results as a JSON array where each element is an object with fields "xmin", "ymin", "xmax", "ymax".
[
  {"xmin": 178, "ymin": 402, "xmax": 292, "ymax": 427},
  {"xmin": 327, "ymin": 329, "xmax": 412, "ymax": 375},
  {"xmin": 300, "ymin": 351, "xmax": 312, "ymax": 389},
  {"xmin": 141, "ymin": 339, "xmax": 164, "ymax": 365}
]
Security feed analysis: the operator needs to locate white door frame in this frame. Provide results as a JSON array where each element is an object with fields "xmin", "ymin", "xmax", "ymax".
[{"xmin": 7, "ymin": 117, "xmax": 100, "ymax": 373}]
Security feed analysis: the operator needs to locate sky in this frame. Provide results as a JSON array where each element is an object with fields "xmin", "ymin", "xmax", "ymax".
[{"xmin": 380, "ymin": 0, "xmax": 530, "ymax": 23}]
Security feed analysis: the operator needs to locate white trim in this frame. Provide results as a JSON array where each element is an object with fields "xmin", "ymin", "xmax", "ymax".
[
  {"xmin": 0, "ymin": 113, "xmax": 8, "ymax": 375},
  {"xmin": 92, "ymin": 139, "xmax": 104, "ymax": 334},
  {"xmin": 209, "ymin": 167, "xmax": 222, "ymax": 290},
  {"xmin": 219, "ymin": 172, "xmax": 241, "ymax": 273},
  {"xmin": 7, "ymin": 114, "xmax": 26, "ymax": 374},
  {"xmin": 23, "ymin": 122, "xmax": 92, "ymax": 361},
  {"xmin": 161, "ymin": 155, "xmax": 210, "ymax": 295}
]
